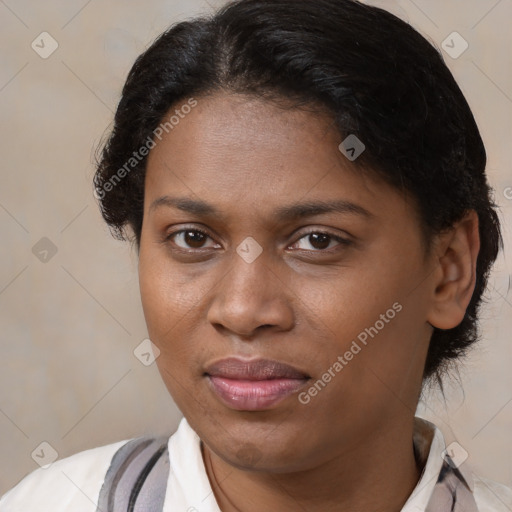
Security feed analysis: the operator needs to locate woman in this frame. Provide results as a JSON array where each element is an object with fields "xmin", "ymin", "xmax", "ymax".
[{"xmin": 1, "ymin": 0, "xmax": 510, "ymax": 510}]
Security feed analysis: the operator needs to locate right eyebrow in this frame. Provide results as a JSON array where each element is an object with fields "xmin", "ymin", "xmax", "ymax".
[{"xmin": 149, "ymin": 196, "xmax": 227, "ymax": 219}]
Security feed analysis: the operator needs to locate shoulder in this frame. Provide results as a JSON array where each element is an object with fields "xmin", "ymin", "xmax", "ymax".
[
  {"xmin": 0, "ymin": 438, "xmax": 133, "ymax": 512},
  {"xmin": 472, "ymin": 474, "xmax": 512, "ymax": 512}
]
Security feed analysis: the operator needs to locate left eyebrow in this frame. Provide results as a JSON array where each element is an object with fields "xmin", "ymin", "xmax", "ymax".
[
  {"xmin": 148, "ymin": 195, "xmax": 374, "ymax": 221},
  {"xmin": 273, "ymin": 199, "xmax": 375, "ymax": 222}
]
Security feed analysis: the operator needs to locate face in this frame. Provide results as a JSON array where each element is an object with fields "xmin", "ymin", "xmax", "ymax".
[{"xmin": 138, "ymin": 91, "xmax": 434, "ymax": 472}]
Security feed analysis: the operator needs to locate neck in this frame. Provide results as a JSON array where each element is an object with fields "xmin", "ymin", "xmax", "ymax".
[{"xmin": 202, "ymin": 417, "xmax": 423, "ymax": 512}]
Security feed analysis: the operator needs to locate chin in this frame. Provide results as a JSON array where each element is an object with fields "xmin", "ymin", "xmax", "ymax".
[{"xmin": 202, "ymin": 419, "xmax": 317, "ymax": 473}]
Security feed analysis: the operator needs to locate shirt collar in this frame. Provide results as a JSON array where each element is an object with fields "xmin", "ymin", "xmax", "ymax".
[
  {"xmin": 167, "ymin": 416, "xmax": 478, "ymax": 512},
  {"xmin": 402, "ymin": 416, "xmax": 477, "ymax": 511}
]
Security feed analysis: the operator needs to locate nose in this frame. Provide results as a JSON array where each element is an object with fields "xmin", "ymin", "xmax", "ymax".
[{"xmin": 206, "ymin": 248, "xmax": 295, "ymax": 338}]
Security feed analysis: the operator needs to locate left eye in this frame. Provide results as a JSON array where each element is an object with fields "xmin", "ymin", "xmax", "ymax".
[{"xmin": 290, "ymin": 231, "xmax": 352, "ymax": 251}]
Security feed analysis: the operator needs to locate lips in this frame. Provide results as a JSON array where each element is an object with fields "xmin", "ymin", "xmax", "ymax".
[
  {"xmin": 204, "ymin": 357, "xmax": 310, "ymax": 380},
  {"xmin": 204, "ymin": 357, "xmax": 310, "ymax": 411}
]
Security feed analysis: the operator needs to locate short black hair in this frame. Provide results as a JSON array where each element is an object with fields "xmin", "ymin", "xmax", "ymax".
[{"xmin": 93, "ymin": 0, "xmax": 503, "ymax": 388}]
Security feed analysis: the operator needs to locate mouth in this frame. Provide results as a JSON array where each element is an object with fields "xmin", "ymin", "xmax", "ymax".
[{"xmin": 204, "ymin": 357, "xmax": 310, "ymax": 411}]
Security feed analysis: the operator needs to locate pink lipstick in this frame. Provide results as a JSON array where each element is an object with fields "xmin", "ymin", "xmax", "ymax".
[{"xmin": 204, "ymin": 357, "xmax": 310, "ymax": 411}]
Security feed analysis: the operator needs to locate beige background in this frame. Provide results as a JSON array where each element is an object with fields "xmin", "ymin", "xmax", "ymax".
[{"xmin": 0, "ymin": 0, "xmax": 511, "ymax": 497}]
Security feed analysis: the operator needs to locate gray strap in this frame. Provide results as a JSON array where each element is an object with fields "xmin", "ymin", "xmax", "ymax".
[
  {"xmin": 96, "ymin": 436, "xmax": 170, "ymax": 512},
  {"xmin": 129, "ymin": 443, "xmax": 170, "ymax": 511},
  {"xmin": 425, "ymin": 458, "xmax": 479, "ymax": 511}
]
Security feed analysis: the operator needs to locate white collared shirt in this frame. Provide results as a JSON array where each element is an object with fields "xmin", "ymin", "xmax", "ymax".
[{"xmin": 1, "ymin": 416, "xmax": 511, "ymax": 511}]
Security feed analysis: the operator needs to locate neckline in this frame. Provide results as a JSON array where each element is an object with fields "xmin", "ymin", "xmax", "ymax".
[{"xmin": 169, "ymin": 416, "xmax": 454, "ymax": 512}]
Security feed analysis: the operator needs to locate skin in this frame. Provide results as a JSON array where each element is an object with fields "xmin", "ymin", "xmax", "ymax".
[{"xmin": 138, "ymin": 91, "xmax": 480, "ymax": 512}]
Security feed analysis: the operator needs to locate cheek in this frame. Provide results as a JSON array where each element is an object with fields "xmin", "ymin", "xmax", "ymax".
[
  {"xmin": 296, "ymin": 264, "xmax": 402, "ymax": 346},
  {"xmin": 138, "ymin": 250, "xmax": 212, "ymax": 376},
  {"xmin": 139, "ymin": 261, "xmax": 203, "ymax": 409},
  {"xmin": 139, "ymin": 260, "xmax": 170, "ymax": 337},
  {"xmin": 139, "ymin": 251, "xmax": 200, "ymax": 335},
  {"xmin": 299, "ymin": 255, "xmax": 427, "ymax": 397}
]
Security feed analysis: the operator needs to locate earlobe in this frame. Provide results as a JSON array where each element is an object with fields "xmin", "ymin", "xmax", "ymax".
[{"xmin": 426, "ymin": 210, "xmax": 480, "ymax": 330}]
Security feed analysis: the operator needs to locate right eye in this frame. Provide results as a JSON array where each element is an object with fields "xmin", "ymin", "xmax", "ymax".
[{"xmin": 164, "ymin": 228, "xmax": 221, "ymax": 251}]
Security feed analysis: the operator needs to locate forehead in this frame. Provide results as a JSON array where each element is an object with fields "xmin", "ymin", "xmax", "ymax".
[
  {"xmin": 147, "ymin": 91, "xmax": 341, "ymax": 171},
  {"xmin": 143, "ymin": 91, "xmax": 409, "ymax": 222}
]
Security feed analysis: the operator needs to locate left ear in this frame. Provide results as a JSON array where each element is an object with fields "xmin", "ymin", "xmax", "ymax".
[{"xmin": 426, "ymin": 210, "xmax": 480, "ymax": 330}]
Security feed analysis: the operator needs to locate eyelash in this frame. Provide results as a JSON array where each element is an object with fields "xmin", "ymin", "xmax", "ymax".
[{"xmin": 162, "ymin": 226, "xmax": 353, "ymax": 253}]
